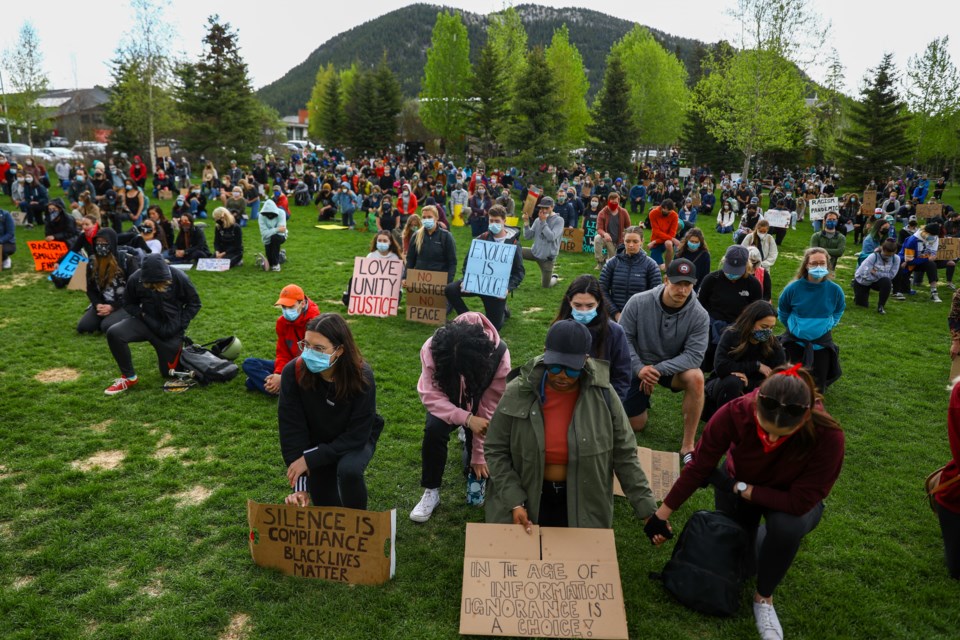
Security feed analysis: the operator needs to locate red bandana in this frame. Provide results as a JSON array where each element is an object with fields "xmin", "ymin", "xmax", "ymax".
[{"xmin": 755, "ymin": 413, "xmax": 794, "ymax": 454}]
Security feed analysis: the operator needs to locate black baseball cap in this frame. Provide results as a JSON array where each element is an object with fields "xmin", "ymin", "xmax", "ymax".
[
  {"xmin": 666, "ymin": 258, "xmax": 698, "ymax": 284},
  {"xmin": 537, "ymin": 196, "xmax": 555, "ymax": 209},
  {"xmin": 544, "ymin": 320, "xmax": 592, "ymax": 370},
  {"xmin": 722, "ymin": 245, "xmax": 749, "ymax": 277}
]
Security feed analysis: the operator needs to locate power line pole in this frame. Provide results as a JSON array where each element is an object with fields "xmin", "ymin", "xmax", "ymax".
[{"xmin": 0, "ymin": 69, "xmax": 12, "ymax": 143}]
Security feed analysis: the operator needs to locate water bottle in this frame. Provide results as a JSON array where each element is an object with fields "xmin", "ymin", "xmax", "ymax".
[{"xmin": 466, "ymin": 470, "xmax": 486, "ymax": 506}]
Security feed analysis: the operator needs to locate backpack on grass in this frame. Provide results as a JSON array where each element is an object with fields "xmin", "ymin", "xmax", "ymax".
[
  {"xmin": 655, "ymin": 510, "xmax": 749, "ymax": 617},
  {"xmin": 179, "ymin": 338, "xmax": 239, "ymax": 384}
]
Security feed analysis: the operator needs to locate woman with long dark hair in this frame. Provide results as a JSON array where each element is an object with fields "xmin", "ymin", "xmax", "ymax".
[
  {"xmin": 648, "ymin": 364, "xmax": 844, "ymax": 640},
  {"xmin": 279, "ymin": 313, "xmax": 382, "ymax": 509},
  {"xmin": 77, "ymin": 228, "xmax": 137, "ymax": 334},
  {"xmin": 553, "ymin": 275, "xmax": 632, "ymax": 401}
]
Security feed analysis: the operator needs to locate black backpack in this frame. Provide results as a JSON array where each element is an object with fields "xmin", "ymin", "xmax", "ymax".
[
  {"xmin": 656, "ymin": 510, "xmax": 749, "ymax": 616},
  {"xmin": 179, "ymin": 339, "xmax": 239, "ymax": 384}
]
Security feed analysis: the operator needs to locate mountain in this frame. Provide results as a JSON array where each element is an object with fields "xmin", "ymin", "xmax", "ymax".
[{"xmin": 256, "ymin": 3, "xmax": 709, "ymax": 116}]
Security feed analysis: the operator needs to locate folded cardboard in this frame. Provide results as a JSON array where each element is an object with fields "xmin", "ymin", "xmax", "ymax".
[{"xmin": 613, "ymin": 447, "xmax": 680, "ymax": 502}]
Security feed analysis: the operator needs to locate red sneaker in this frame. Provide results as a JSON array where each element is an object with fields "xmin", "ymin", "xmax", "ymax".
[{"xmin": 104, "ymin": 376, "xmax": 138, "ymax": 396}]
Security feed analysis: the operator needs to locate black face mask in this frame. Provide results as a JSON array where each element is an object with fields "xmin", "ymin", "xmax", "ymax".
[
  {"xmin": 216, "ymin": 219, "xmax": 225, "ymax": 227},
  {"xmin": 95, "ymin": 244, "xmax": 111, "ymax": 257},
  {"xmin": 262, "ymin": 211, "xmax": 278, "ymax": 219}
]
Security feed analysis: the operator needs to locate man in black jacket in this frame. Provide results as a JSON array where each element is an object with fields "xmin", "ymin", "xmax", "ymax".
[{"xmin": 104, "ymin": 254, "xmax": 202, "ymax": 395}]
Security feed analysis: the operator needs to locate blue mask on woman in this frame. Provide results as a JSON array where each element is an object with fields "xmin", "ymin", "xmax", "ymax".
[
  {"xmin": 687, "ymin": 241, "xmax": 701, "ymax": 250},
  {"xmin": 281, "ymin": 305, "xmax": 301, "ymax": 322},
  {"xmin": 376, "ymin": 242, "xmax": 390, "ymax": 253},
  {"xmin": 571, "ymin": 308, "xmax": 598, "ymax": 324},
  {"xmin": 808, "ymin": 266, "xmax": 830, "ymax": 280},
  {"xmin": 422, "ymin": 218, "xmax": 435, "ymax": 230},
  {"xmin": 301, "ymin": 348, "xmax": 335, "ymax": 373},
  {"xmin": 752, "ymin": 328, "xmax": 773, "ymax": 342}
]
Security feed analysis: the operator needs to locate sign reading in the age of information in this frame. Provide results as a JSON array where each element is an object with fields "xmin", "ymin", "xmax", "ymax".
[
  {"xmin": 808, "ymin": 197, "xmax": 839, "ymax": 222},
  {"xmin": 247, "ymin": 500, "xmax": 395, "ymax": 585},
  {"xmin": 405, "ymin": 269, "xmax": 448, "ymax": 325},
  {"xmin": 348, "ymin": 257, "xmax": 403, "ymax": 317},
  {"xmin": 460, "ymin": 524, "xmax": 628, "ymax": 639},
  {"xmin": 462, "ymin": 240, "xmax": 517, "ymax": 299}
]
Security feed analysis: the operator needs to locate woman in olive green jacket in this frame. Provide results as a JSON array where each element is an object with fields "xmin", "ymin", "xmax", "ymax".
[{"xmin": 484, "ymin": 353, "xmax": 658, "ymax": 529}]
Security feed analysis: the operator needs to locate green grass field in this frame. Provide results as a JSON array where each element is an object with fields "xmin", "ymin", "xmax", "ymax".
[{"xmin": 1, "ymin": 185, "xmax": 958, "ymax": 639}]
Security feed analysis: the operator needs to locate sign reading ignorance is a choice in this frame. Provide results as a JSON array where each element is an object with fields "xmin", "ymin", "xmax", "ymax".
[
  {"xmin": 462, "ymin": 240, "xmax": 516, "ymax": 299},
  {"xmin": 348, "ymin": 257, "xmax": 403, "ymax": 317},
  {"xmin": 247, "ymin": 500, "xmax": 396, "ymax": 585}
]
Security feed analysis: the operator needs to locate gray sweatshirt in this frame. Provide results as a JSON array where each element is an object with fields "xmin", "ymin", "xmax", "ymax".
[
  {"xmin": 618, "ymin": 284, "xmax": 710, "ymax": 378},
  {"xmin": 523, "ymin": 211, "xmax": 565, "ymax": 260}
]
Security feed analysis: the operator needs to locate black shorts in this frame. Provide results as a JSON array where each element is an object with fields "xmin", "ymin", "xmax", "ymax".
[{"xmin": 622, "ymin": 373, "xmax": 678, "ymax": 417}]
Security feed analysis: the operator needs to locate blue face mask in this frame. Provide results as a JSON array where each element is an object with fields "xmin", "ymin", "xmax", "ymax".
[
  {"xmin": 752, "ymin": 328, "xmax": 773, "ymax": 342},
  {"xmin": 300, "ymin": 348, "xmax": 336, "ymax": 373},
  {"xmin": 376, "ymin": 241, "xmax": 390, "ymax": 253},
  {"xmin": 571, "ymin": 308, "xmax": 598, "ymax": 324},
  {"xmin": 824, "ymin": 220, "xmax": 837, "ymax": 230},
  {"xmin": 281, "ymin": 305, "xmax": 301, "ymax": 322},
  {"xmin": 422, "ymin": 218, "xmax": 435, "ymax": 230},
  {"xmin": 808, "ymin": 266, "xmax": 830, "ymax": 280},
  {"xmin": 725, "ymin": 272, "xmax": 740, "ymax": 281},
  {"xmin": 488, "ymin": 223, "xmax": 503, "ymax": 235},
  {"xmin": 687, "ymin": 241, "xmax": 701, "ymax": 250}
]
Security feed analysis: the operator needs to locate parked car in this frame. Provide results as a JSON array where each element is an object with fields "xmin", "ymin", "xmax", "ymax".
[
  {"xmin": 37, "ymin": 147, "xmax": 82, "ymax": 162},
  {"xmin": 71, "ymin": 141, "xmax": 107, "ymax": 157},
  {"xmin": 0, "ymin": 143, "xmax": 40, "ymax": 163},
  {"xmin": 46, "ymin": 136, "xmax": 69, "ymax": 148}
]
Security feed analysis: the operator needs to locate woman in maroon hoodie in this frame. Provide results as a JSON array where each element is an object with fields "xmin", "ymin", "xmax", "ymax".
[
  {"xmin": 935, "ymin": 382, "xmax": 960, "ymax": 579},
  {"xmin": 646, "ymin": 363, "xmax": 844, "ymax": 640}
]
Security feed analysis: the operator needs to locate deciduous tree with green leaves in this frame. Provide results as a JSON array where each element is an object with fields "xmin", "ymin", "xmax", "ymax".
[
  {"xmin": 306, "ymin": 63, "xmax": 336, "ymax": 142},
  {"xmin": 419, "ymin": 10, "xmax": 473, "ymax": 151},
  {"xmin": 811, "ymin": 49, "xmax": 846, "ymax": 166},
  {"xmin": 487, "ymin": 7, "xmax": 528, "ymax": 105},
  {"xmin": 586, "ymin": 56, "xmax": 638, "ymax": 176},
  {"xmin": 905, "ymin": 36, "xmax": 960, "ymax": 169},
  {"xmin": 544, "ymin": 25, "xmax": 590, "ymax": 151},
  {"xmin": 2, "ymin": 22, "xmax": 50, "ymax": 150}
]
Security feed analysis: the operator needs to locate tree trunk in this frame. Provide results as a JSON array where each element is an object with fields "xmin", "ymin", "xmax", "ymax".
[
  {"xmin": 741, "ymin": 147, "xmax": 752, "ymax": 181},
  {"xmin": 148, "ymin": 80, "xmax": 156, "ymax": 175}
]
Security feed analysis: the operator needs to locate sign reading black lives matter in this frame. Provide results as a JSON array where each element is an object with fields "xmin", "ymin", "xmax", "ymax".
[
  {"xmin": 247, "ymin": 500, "xmax": 396, "ymax": 585},
  {"xmin": 459, "ymin": 523, "xmax": 628, "ymax": 639}
]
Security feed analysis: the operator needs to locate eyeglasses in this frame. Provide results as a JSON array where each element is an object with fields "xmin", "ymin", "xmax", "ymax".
[
  {"xmin": 297, "ymin": 341, "xmax": 338, "ymax": 354},
  {"xmin": 757, "ymin": 394, "xmax": 809, "ymax": 418},
  {"xmin": 546, "ymin": 365, "xmax": 582, "ymax": 378},
  {"xmin": 807, "ymin": 261, "xmax": 829, "ymax": 268}
]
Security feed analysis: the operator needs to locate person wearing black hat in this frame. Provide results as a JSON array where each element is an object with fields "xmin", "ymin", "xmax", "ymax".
[
  {"xmin": 169, "ymin": 213, "xmax": 211, "ymax": 264},
  {"xmin": 698, "ymin": 245, "xmax": 764, "ymax": 372},
  {"xmin": 619, "ymin": 258, "xmax": 710, "ymax": 461},
  {"xmin": 522, "ymin": 196, "xmax": 564, "ymax": 288},
  {"xmin": 484, "ymin": 320, "xmax": 657, "ymax": 530}
]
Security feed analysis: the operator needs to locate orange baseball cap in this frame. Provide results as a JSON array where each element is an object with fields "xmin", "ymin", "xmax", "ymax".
[{"xmin": 275, "ymin": 284, "xmax": 305, "ymax": 306}]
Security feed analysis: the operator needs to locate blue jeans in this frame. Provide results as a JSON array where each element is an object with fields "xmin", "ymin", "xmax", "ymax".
[
  {"xmin": 812, "ymin": 219, "xmax": 822, "ymax": 232},
  {"xmin": 249, "ymin": 200, "xmax": 259, "ymax": 220},
  {"xmin": 242, "ymin": 357, "xmax": 276, "ymax": 394}
]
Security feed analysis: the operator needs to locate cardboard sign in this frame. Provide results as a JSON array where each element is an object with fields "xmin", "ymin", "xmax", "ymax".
[
  {"xmin": 560, "ymin": 227, "xmax": 584, "ymax": 253},
  {"xmin": 196, "ymin": 258, "xmax": 232, "ymax": 272},
  {"xmin": 730, "ymin": 173, "xmax": 741, "ymax": 182},
  {"xmin": 808, "ymin": 197, "xmax": 838, "ymax": 221},
  {"xmin": 452, "ymin": 203, "xmax": 465, "ymax": 227},
  {"xmin": 917, "ymin": 203, "xmax": 944, "ymax": 219},
  {"xmin": 764, "ymin": 210, "xmax": 791, "ymax": 229},
  {"xmin": 50, "ymin": 250, "xmax": 88, "ymax": 280},
  {"xmin": 583, "ymin": 219, "xmax": 598, "ymax": 253},
  {"xmin": 678, "ymin": 167, "xmax": 691, "ymax": 178},
  {"xmin": 459, "ymin": 524, "xmax": 628, "ymax": 639},
  {"xmin": 462, "ymin": 240, "xmax": 517, "ymax": 299},
  {"xmin": 246, "ymin": 500, "xmax": 396, "ymax": 585},
  {"xmin": 27, "ymin": 240, "xmax": 68, "ymax": 271},
  {"xmin": 691, "ymin": 193, "xmax": 701, "ymax": 208},
  {"xmin": 66, "ymin": 260, "xmax": 87, "ymax": 291},
  {"xmin": 155, "ymin": 145, "xmax": 171, "ymax": 158},
  {"xmin": 349, "ymin": 257, "xmax": 402, "ymax": 317},
  {"xmin": 405, "ymin": 268, "xmax": 448, "ymax": 325},
  {"xmin": 522, "ymin": 186, "xmax": 542, "ymax": 218},
  {"xmin": 937, "ymin": 237, "xmax": 960, "ymax": 261},
  {"xmin": 862, "ymin": 190, "xmax": 877, "ymax": 214},
  {"xmin": 10, "ymin": 210, "xmax": 26, "ymax": 226},
  {"xmin": 158, "ymin": 190, "xmax": 173, "ymax": 200},
  {"xmin": 612, "ymin": 447, "xmax": 680, "ymax": 502}
]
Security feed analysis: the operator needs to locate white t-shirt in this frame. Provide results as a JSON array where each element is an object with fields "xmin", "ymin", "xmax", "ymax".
[{"xmin": 145, "ymin": 238, "xmax": 163, "ymax": 254}]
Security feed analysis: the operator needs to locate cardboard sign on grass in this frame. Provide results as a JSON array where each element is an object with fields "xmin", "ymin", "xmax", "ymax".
[
  {"xmin": 459, "ymin": 523, "xmax": 628, "ymax": 639},
  {"xmin": 246, "ymin": 500, "xmax": 396, "ymax": 585},
  {"xmin": 917, "ymin": 203, "xmax": 944, "ymax": 219},
  {"xmin": 808, "ymin": 197, "xmax": 839, "ymax": 222},
  {"xmin": 764, "ymin": 209, "xmax": 791, "ymax": 229},
  {"xmin": 349, "ymin": 256, "xmax": 402, "ymax": 317},
  {"xmin": 462, "ymin": 240, "xmax": 516, "ymax": 299},
  {"xmin": 196, "ymin": 258, "xmax": 232, "ymax": 272},
  {"xmin": 560, "ymin": 227, "xmax": 584, "ymax": 252},
  {"xmin": 67, "ymin": 260, "xmax": 87, "ymax": 291},
  {"xmin": 937, "ymin": 237, "xmax": 960, "ymax": 261},
  {"xmin": 405, "ymin": 269, "xmax": 448, "ymax": 325},
  {"xmin": 612, "ymin": 447, "xmax": 680, "ymax": 502},
  {"xmin": 27, "ymin": 240, "xmax": 68, "ymax": 271}
]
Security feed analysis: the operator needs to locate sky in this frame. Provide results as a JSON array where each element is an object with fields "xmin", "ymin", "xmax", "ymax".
[{"xmin": 1, "ymin": 0, "xmax": 957, "ymax": 107}]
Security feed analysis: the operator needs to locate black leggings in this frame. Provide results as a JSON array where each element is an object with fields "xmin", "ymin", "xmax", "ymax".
[
  {"xmin": 783, "ymin": 342, "xmax": 832, "ymax": 394},
  {"xmin": 77, "ymin": 307, "xmax": 130, "ymax": 334},
  {"xmin": 444, "ymin": 280, "xmax": 508, "ymax": 330},
  {"xmin": 420, "ymin": 412, "xmax": 473, "ymax": 489},
  {"xmin": 715, "ymin": 482, "xmax": 824, "ymax": 597},
  {"xmin": 538, "ymin": 482, "xmax": 568, "ymax": 527},
  {"xmin": 307, "ymin": 442, "xmax": 376, "ymax": 510},
  {"xmin": 106, "ymin": 316, "xmax": 183, "ymax": 378},
  {"xmin": 853, "ymin": 278, "xmax": 892, "ymax": 307},
  {"xmin": 264, "ymin": 234, "xmax": 285, "ymax": 267},
  {"xmin": 937, "ymin": 502, "xmax": 960, "ymax": 579}
]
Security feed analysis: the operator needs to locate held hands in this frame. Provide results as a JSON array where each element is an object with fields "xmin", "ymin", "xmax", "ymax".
[
  {"xmin": 286, "ymin": 456, "xmax": 308, "ymax": 488},
  {"xmin": 285, "ymin": 491, "xmax": 310, "ymax": 507},
  {"xmin": 643, "ymin": 514, "xmax": 673, "ymax": 545},
  {"xmin": 512, "ymin": 506, "xmax": 533, "ymax": 534},
  {"xmin": 466, "ymin": 415, "xmax": 489, "ymax": 437},
  {"xmin": 95, "ymin": 304, "xmax": 113, "ymax": 317}
]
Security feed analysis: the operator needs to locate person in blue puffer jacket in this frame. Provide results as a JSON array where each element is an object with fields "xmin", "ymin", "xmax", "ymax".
[{"xmin": 599, "ymin": 226, "xmax": 661, "ymax": 321}]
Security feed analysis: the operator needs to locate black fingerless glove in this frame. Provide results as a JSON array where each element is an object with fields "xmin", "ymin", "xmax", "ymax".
[{"xmin": 643, "ymin": 514, "xmax": 673, "ymax": 542}]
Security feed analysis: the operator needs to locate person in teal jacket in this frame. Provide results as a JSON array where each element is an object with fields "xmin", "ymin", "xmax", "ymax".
[{"xmin": 257, "ymin": 199, "xmax": 287, "ymax": 272}]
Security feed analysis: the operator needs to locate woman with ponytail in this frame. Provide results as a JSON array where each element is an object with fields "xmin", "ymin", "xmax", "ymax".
[{"xmin": 646, "ymin": 363, "xmax": 844, "ymax": 640}]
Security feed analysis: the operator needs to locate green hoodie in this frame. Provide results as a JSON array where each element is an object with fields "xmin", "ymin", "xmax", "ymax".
[{"xmin": 484, "ymin": 355, "xmax": 657, "ymax": 528}]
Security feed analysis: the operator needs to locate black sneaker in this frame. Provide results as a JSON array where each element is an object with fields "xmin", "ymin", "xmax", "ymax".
[{"xmin": 877, "ymin": 305, "xmax": 885, "ymax": 314}]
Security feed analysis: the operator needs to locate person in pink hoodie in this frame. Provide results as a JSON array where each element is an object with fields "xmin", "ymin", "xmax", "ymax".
[{"xmin": 410, "ymin": 312, "xmax": 511, "ymax": 522}]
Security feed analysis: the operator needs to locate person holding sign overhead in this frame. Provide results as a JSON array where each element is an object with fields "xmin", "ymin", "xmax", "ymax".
[
  {"xmin": 483, "ymin": 320, "xmax": 658, "ymax": 530},
  {"xmin": 279, "ymin": 313, "xmax": 382, "ymax": 510}
]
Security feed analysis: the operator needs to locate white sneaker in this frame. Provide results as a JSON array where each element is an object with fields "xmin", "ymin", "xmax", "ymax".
[
  {"xmin": 932, "ymin": 292, "xmax": 942, "ymax": 303},
  {"xmin": 753, "ymin": 600, "xmax": 783, "ymax": 640},
  {"xmin": 410, "ymin": 488, "xmax": 440, "ymax": 523},
  {"xmin": 1, "ymin": 257, "xmax": 10, "ymax": 269}
]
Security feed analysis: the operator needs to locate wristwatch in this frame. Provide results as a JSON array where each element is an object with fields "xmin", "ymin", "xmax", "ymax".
[{"xmin": 735, "ymin": 481, "xmax": 748, "ymax": 496}]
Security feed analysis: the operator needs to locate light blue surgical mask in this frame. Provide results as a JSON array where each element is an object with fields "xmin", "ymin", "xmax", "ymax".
[
  {"xmin": 824, "ymin": 220, "xmax": 837, "ymax": 230},
  {"xmin": 752, "ymin": 328, "xmax": 773, "ymax": 342},
  {"xmin": 376, "ymin": 241, "xmax": 390, "ymax": 253},
  {"xmin": 422, "ymin": 218, "xmax": 435, "ymax": 230},
  {"xmin": 571, "ymin": 308, "xmax": 598, "ymax": 324},
  {"xmin": 725, "ymin": 272, "xmax": 740, "ymax": 281},
  {"xmin": 488, "ymin": 223, "xmax": 503, "ymax": 235},
  {"xmin": 808, "ymin": 266, "xmax": 829, "ymax": 280},
  {"xmin": 281, "ymin": 305, "xmax": 302, "ymax": 322},
  {"xmin": 301, "ymin": 348, "xmax": 336, "ymax": 373},
  {"xmin": 687, "ymin": 241, "xmax": 701, "ymax": 250}
]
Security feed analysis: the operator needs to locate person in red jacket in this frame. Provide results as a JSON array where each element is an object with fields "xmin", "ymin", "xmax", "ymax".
[
  {"xmin": 935, "ymin": 381, "xmax": 960, "ymax": 579},
  {"xmin": 396, "ymin": 182, "xmax": 418, "ymax": 224},
  {"xmin": 241, "ymin": 283, "xmax": 320, "ymax": 396},
  {"xmin": 645, "ymin": 363, "xmax": 844, "ymax": 640},
  {"xmin": 593, "ymin": 192, "xmax": 632, "ymax": 269},
  {"xmin": 646, "ymin": 198, "xmax": 679, "ymax": 268},
  {"xmin": 129, "ymin": 155, "xmax": 148, "ymax": 188}
]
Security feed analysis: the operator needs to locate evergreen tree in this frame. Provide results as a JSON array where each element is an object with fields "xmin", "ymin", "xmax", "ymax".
[
  {"xmin": 316, "ymin": 72, "xmax": 344, "ymax": 149},
  {"xmin": 468, "ymin": 39, "xmax": 508, "ymax": 154},
  {"xmin": 419, "ymin": 10, "xmax": 473, "ymax": 150},
  {"xmin": 680, "ymin": 104, "xmax": 740, "ymax": 172},
  {"xmin": 343, "ymin": 70, "xmax": 380, "ymax": 154},
  {"xmin": 838, "ymin": 54, "xmax": 912, "ymax": 187},
  {"xmin": 586, "ymin": 56, "xmax": 638, "ymax": 176},
  {"xmin": 176, "ymin": 16, "xmax": 262, "ymax": 164},
  {"xmin": 371, "ymin": 58, "xmax": 402, "ymax": 151},
  {"xmin": 487, "ymin": 6, "xmax": 528, "ymax": 125},
  {"xmin": 544, "ymin": 25, "xmax": 590, "ymax": 151},
  {"xmin": 506, "ymin": 47, "xmax": 565, "ymax": 169},
  {"xmin": 307, "ymin": 63, "xmax": 336, "ymax": 141},
  {"xmin": 106, "ymin": 53, "xmax": 179, "ymax": 158}
]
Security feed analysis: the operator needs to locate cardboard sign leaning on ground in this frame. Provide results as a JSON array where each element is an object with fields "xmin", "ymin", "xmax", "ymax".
[
  {"xmin": 196, "ymin": 258, "xmax": 232, "ymax": 272},
  {"xmin": 861, "ymin": 190, "xmax": 877, "ymax": 214},
  {"xmin": 917, "ymin": 203, "xmax": 944, "ymax": 219},
  {"xmin": 349, "ymin": 256, "xmax": 402, "ymax": 317},
  {"xmin": 612, "ymin": 447, "xmax": 680, "ymax": 503},
  {"xmin": 560, "ymin": 227, "xmax": 584, "ymax": 253},
  {"xmin": 522, "ymin": 186, "xmax": 542, "ymax": 218},
  {"xmin": 764, "ymin": 209, "xmax": 791, "ymax": 229},
  {"xmin": 246, "ymin": 500, "xmax": 396, "ymax": 585},
  {"xmin": 937, "ymin": 237, "xmax": 960, "ymax": 261},
  {"xmin": 462, "ymin": 240, "xmax": 517, "ymax": 299},
  {"xmin": 460, "ymin": 523, "xmax": 628, "ymax": 639},
  {"xmin": 808, "ymin": 197, "xmax": 839, "ymax": 221},
  {"xmin": 66, "ymin": 260, "xmax": 88, "ymax": 291},
  {"xmin": 27, "ymin": 240, "xmax": 68, "ymax": 271},
  {"xmin": 405, "ymin": 268, "xmax": 448, "ymax": 325}
]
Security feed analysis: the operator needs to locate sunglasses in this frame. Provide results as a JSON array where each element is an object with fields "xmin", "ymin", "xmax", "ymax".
[
  {"xmin": 546, "ymin": 365, "xmax": 582, "ymax": 378},
  {"xmin": 757, "ymin": 394, "xmax": 809, "ymax": 418}
]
